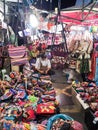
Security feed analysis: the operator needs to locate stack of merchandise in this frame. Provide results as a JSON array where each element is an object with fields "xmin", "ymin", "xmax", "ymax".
[
  {"xmin": 0, "ymin": 71, "xmax": 59, "ymax": 129},
  {"xmin": 72, "ymin": 81, "xmax": 98, "ymax": 118},
  {"xmin": 72, "ymin": 81, "xmax": 98, "ymax": 104}
]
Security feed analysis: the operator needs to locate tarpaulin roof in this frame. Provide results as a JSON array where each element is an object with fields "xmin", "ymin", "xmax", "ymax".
[
  {"xmin": 3, "ymin": 0, "xmax": 98, "ymax": 26},
  {"xmin": 29, "ymin": 0, "xmax": 98, "ymax": 26},
  {"xmin": 52, "ymin": 0, "xmax": 98, "ymax": 26},
  {"xmin": 58, "ymin": 10, "xmax": 98, "ymax": 26}
]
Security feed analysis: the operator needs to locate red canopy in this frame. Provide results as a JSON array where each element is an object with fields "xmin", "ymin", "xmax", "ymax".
[{"xmin": 57, "ymin": 10, "xmax": 98, "ymax": 26}]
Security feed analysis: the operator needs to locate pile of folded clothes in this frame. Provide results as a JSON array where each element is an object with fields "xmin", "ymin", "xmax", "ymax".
[{"xmin": 0, "ymin": 71, "xmax": 60, "ymax": 129}]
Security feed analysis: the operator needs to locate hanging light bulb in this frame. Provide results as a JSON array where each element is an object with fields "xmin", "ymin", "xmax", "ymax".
[{"xmin": 29, "ymin": 14, "xmax": 39, "ymax": 28}]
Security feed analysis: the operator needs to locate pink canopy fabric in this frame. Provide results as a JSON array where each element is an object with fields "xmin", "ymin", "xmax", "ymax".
[{"xmin": 57, "ymin": 10, "xmax": 98, "ymax": 26}]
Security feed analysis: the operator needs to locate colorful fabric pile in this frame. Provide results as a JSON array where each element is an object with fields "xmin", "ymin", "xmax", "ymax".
[
  {"xmin": 0, "ymin": 71, "xmax": 59, "ymax": 129},
  {"xmin": 0, "ymin": 114, "xmax": 84, "ymax": 130},
  {"xmin": 0, "ymin": 70, "xmax": 84, "ymax": 130},
  {"xmin": 72, "ymin": 80, "xmax": 98, "ymax": 118}
]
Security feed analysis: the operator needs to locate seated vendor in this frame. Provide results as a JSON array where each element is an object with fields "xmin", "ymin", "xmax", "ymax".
[{"xmin": 35, "ymin": 53, "xmax": 51, "ymax": 75}]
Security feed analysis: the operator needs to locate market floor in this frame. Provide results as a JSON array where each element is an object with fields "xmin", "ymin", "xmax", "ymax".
[{"xmin": 51, "ymin": 69, "xmax": 88, "ymax": 130}]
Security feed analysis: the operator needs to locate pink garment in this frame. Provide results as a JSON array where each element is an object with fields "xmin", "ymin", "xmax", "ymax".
[{"xmin": 71, "ymin": 121, "xmax": 84, "ymax": 130}]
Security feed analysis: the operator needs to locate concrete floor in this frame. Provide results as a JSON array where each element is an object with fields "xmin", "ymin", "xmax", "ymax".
[{"xmin": 51, "ymin": 69, "xmax": 88, "ymax": 130}]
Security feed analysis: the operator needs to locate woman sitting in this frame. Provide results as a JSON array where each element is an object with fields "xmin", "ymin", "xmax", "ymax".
[{"xmin": 35, "ymin": 53, "xmax": 51, "ymax": 75}]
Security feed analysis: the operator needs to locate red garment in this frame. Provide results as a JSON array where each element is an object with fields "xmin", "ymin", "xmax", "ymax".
[
  {"xmin": 42, "ymin": 43, "xmax": 47, "ymax": 49},
  {"xmin": 36, "ymin": 102, "xmax": 55, "ymax": 115},
  {"xmin": 88, "ymin": 52, "xmax": 98, "ymax": 80}
]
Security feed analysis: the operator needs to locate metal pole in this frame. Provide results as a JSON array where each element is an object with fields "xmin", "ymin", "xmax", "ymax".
[
  {"xmin": 3, "ymin": 0, "xmax": 6, "ymax": 45},
  {"xmin": 51, "ymin": 0, "xmax": 60, "ymax": 48},
  {"xmin": 58, "ymin": 0, "xmax": 68, "ymax": 53},
  {"xmin": 3, "ymin": 0, "xmax": 6, "ymax": 21},
  {"xmin": 82, "ymin": 0, "xmax": 85, "ymax": 20}
]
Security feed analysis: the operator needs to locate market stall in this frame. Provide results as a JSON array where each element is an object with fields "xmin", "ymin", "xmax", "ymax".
[{"xmin": 0, "ymin": 0, "xmax": 98, "ymax": 130}]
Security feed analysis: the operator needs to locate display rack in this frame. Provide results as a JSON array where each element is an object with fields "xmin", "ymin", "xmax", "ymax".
[
  {"xmin": 72, "ymin": 87, "xmax": 89, "ymax": 111},
  {"xmin": 71, "ymin": 86, "xmax": 98, "ymax": 130}
]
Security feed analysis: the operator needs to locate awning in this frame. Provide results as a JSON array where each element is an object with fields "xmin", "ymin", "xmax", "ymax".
[
  {"xmin": 58, "ymin": 10, "xmax": 98, "ymax": 26},
  {"xmin": 51, "ymin": 0, "xmax": 98, "ymax": 26}
]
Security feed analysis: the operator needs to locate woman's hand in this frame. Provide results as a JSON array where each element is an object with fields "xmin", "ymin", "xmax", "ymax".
[
  {"xmin": 40, "ymin": 70, "xmax": 44, "ymax": 74},
  {"xmin": 45, "ymin": 70, "xmax": 48, "ymax": 74}
]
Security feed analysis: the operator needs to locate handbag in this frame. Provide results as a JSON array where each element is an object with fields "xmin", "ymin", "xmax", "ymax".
[
  {"xmin": 47, "ymin": 114, "xmax": 73, "ymax": 130},
  {"xmin": 36, "ymin": 102, "xmax": 56, "ymax": 115},
  {"xmin": 8, "ymin": 46, "xmax": 28, "ymax": 65}
]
